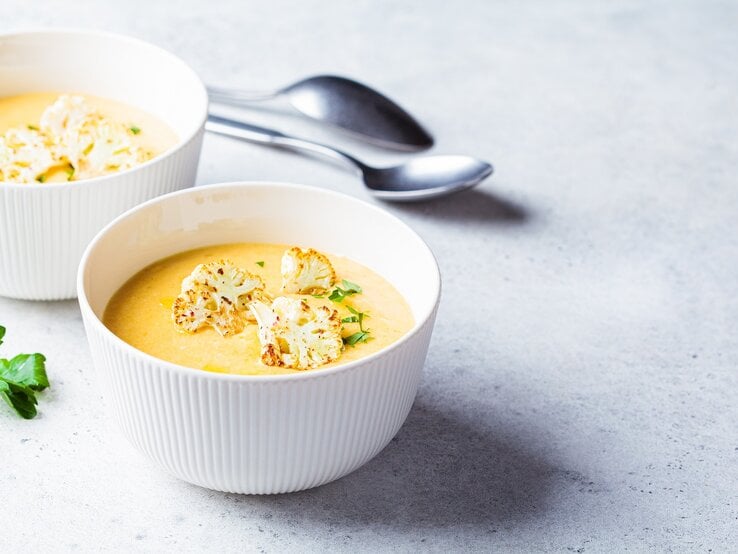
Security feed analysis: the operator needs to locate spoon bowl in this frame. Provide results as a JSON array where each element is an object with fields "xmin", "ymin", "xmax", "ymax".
[
  {"xmin": 362, "ymin": 155, "xmax": 494, "ymax": 201},
  {"xmin": 205, "ymin": 115, "xmax": 493, "ymax": 202},
  {"xmin": 208, "ymin": 75, "xmax": 434, "ymax": 151}
]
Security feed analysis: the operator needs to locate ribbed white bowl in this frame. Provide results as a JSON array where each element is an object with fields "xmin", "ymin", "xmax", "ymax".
[
  {"xmin": 78, "ymin": 182, "xmax": 441, "ymax": 494},
  {"xmin": 0, "ymin": 30, "xmax": 207, "ymax": 300}
]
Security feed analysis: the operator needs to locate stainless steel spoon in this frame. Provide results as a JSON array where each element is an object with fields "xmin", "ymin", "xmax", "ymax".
[
  {"xmin": 207, "ymin": 75, "xmax": 434, "ymax": 151},
  {"xmin": 206, "ymin": 114, "xmax": 493, "ymax": 201}
]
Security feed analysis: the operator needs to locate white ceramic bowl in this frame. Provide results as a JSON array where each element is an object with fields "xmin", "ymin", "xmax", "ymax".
[
  {"xmin": 78, "ymin": 182, "xmax": 441, "ymax": 494},
  {"xmin": 0, "ymin": 29, "xmax": 207, "ymax": 300}
]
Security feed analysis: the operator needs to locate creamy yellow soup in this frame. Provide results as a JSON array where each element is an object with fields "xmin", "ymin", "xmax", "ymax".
[
  {"xmin": 103, "ymin": 244, "xmax": 415, "ymax": 376},
  {"xmin": 0, "ymin": 92, "xmax": 178, "ymax": 183}
]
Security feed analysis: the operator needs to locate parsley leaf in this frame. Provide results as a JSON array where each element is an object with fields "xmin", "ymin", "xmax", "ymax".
[
  {"xmin": 346, "ymin": 305, "xmax": 366, "ymax": 329},
  {"xmin": 328, "ymin": 288, "xmax": 347, "ymax": 302},
  {"xmin": 27, "ymin": 124, "xmax": 39, "ymax": 131},
  {"xmin": 343, "ymin": 331, "xmax": 371, "ymax": 346},
  {"xmin": 328, "ymin": 289, "xmax": 343, "ymax": 302},
  {"xmin": 0, "ymin": 380, "xmax": 38, "ymax": 419},
  {"xmin": 129, "ymin": 125, "xmax": 141, "ymax": 135},
  {"xmin": 341, "ymin": 279, "xmax": 362, "ymax": 294},
  {"xmin": 0, "ymin": 354, "xmax": 49, "ymax": 390},
  {"xmin": 329, "ymin": 280, "xmax": 371, "ymax": 345},
  {"xmin": 328, "ymin": 279, "xmax": 363, "ymax": 303},
  {"xmin": 341, "ymin": 305, "xmax": 371, "ymax": 346},
  {"xmin": 0, "ymin": 326, "xmax": 49, "ymax": 419},
  {"xmin": 255, "ymin": 261, "xmax": 265, "ymax": 267}
]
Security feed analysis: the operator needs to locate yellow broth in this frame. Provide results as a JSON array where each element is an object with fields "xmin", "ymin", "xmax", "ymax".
[{"xmin": 103, "ymin": 243, "xmax": 415, "ymax": 376}]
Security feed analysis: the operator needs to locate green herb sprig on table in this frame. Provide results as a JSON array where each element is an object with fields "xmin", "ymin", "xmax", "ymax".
[{"xmin": 0, "ymin": 326, "xmax": 50, "ymax": 419}]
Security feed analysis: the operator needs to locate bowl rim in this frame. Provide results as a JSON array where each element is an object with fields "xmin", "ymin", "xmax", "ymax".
[
  {"xmin": 0, "ymin": 28, "xmax": 208, "ymax": 191},
  {"xmin": 77, "ymin": 181, "xmax": 442, "ymax": 383}
]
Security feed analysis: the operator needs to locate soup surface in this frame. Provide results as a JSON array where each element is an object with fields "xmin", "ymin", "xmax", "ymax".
[
  {"xmin": 0, "ymin": 92, "xmax": 178, "ymax": 183},
  {"xmin": 103, "ymin": 243, "xmax": 415, "ymax": 376}
]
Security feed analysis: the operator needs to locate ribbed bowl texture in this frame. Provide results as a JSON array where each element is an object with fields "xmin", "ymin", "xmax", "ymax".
[
  {"xmin": 78, "ymin": 183, "xmax": 441, "ymax": 494},
  {"xmin": 0, "ymin": 30, "xmax": 207, "ymax": 299}
]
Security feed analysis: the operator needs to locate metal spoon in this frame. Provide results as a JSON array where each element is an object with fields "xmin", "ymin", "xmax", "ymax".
[
  {"xmin": 206, "ymin": 114, "xmax": 493, "ymax": 201},
  {"xmin": 207, "ymin": 75, "xmax": 434, "ymax": 152}
]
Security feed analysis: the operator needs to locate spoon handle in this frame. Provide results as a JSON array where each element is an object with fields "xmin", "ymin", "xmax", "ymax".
[
  {"xmin": 207, "ymin": 85, "xmax": 279, "ymax": 103},
  {"xmin": 205, "ymin": 115, "xmax": 364, "ymax": 174},
  {"xmin": 206, "ymin": 115, "xmax": 288, "ymax": 142}
]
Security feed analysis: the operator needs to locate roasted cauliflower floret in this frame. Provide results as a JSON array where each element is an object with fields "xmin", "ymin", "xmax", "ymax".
[
  {"xmin": 0, "ymin": 128, "xmax": 55, "ymax": 183},
  {"xmin": 0, "ymin": 95, "xmax": 152, "ymax": 184},
  {"xmin": 249, "ymin": 297, "xmax": 343, "ymax": 369},
  {"xmin": 172, "ymin": 260, "xmax": 265, "ymax": 336},
  {"xmin": 41, "ymin": 95, "xmax": 152, "ymax": 180},
  {"xmin": 280, "ymin": 247, "xmax": 336, "ymax": 294}
]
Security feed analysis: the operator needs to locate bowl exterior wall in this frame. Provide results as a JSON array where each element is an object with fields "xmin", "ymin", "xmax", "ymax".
[
  {"xmin": 82, "ymin": 307, "xmax": 437, "ymax": 494},
  {"xmin": 0, "ymin": 129, "xmax": 203, "ymax": 300}
]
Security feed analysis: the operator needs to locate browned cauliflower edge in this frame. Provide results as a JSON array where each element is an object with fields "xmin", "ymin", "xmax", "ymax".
[
  {"xmin": 280, "ymin": 247, "xmax": 336, "ymax": 294},
  {"xmin": 249, "ymin": 297, "xmax": 343, "ymax": 369},
  {"xmin": 172, "ymin": 259, "xmax": 265, "ymax": 336}
]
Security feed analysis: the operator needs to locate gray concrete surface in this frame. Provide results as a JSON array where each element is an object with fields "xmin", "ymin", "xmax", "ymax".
[{"xmin": 1, "ymin": 0, "xmax": 736, "ymax": 551}]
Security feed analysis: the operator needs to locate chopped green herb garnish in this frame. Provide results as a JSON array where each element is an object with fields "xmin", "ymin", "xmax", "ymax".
[
  {"xmin": 27, "ymin": 124, "xmax": 39, "ymax": 131},
  {"xmin": 0, "ymin": 325, "xmax": 50, "ymax": 420},
  {"xmin": 255, "ymin": 261, "xmax": 265, "ymax": 267},
  {"xmin": 36, "ymin": 174, "xmax": 46, "ymax": 183},
  {"xmin": 328, "ymin": 279, "xmax": 363, "ymax": 303},
  {"xmin": 343, "ymin": 331, "xmax": 371, "ymax": 346},
  {"xmin": 341, "ymin": 305, "xmax": 371, "ymax": 346},
  {"xmin": 311, "ymin": 293, "xmax": 325, "ymax": 298},
  {"xmin": 328, "ymin": 288, "xmax": 346, "ymax": 302},
  {"xmin": 66, "ymin": 164, "xmax": 75, "ymax": 181},
  {"xmin": 345, "ymin": 305, "xmax": 366, "ymax": 327},
  {"xmin": 129, "ymin": 125, "xmax": 141, "ymax": 135},
  {"xmin": 341, "ymin": 279, "xmax": 362, "ymax": 294}
]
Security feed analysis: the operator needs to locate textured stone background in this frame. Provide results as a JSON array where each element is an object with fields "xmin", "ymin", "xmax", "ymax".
[{"xmin": 1, "ymin": 1, "xmax": 736, "ymax": 551}]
